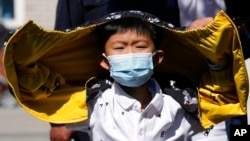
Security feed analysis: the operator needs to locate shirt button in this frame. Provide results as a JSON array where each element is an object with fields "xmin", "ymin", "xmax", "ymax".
[{"xmin": 139, "ymin": 130, "xmax": 143, "ymax": 135}]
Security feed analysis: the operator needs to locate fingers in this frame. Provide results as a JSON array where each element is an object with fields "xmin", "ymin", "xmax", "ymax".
[{"xmin": 186, "ymin": 17, "xmax": 214, "ymax": 30}]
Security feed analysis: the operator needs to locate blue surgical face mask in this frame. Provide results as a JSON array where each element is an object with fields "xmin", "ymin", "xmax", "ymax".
[{"xmin": 104, "ymin": 51, "xmax": 157, "ymax": 87}]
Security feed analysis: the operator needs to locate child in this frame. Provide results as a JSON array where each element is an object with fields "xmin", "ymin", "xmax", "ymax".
[{"xmin": 67, "ymin": 17, "xmax": 208, "ymax": 141}]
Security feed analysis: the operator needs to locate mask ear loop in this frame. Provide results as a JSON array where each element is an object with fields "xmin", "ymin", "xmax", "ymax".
[
  {"xmin": 102, "ymin": 53, "xmax": 107, "ymax": 57},
  {"xmin": 152, "ymin": 50, "xmax": 158, "ymax": 57}
]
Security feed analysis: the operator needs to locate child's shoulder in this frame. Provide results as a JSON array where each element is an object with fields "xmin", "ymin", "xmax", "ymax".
[{"xmin": 85, "ymin": 75, "xmax": 113, "ymax": 103}]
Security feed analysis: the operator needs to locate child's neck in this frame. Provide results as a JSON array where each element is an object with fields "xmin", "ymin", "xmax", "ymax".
[{"xmin": 121, "ymin": 83, "xmax": 152, "ymax": 110}]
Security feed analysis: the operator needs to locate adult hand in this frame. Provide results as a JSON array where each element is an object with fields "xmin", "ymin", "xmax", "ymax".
[
  {"xmin": 186, "ymin": 17, "xmax": 214, "ymax": 30},
  {"xmin": 50, "ymin": 124, "xmax": 75, "ymax": 141},
  {"xmin": 186, "ymin": 16, "xmax": 234, "ymax": 69}
]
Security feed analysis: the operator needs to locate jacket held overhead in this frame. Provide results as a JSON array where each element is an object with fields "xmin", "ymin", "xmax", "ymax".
[{"xmin": 2, "ymin": 10, "xmax": 248, "ymax": 129}]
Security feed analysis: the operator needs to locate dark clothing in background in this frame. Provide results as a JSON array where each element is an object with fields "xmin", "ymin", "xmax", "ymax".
[
  {"xmin": 0, "ymin": 24, "xmax": 8, "ymax": 47},
  {"xmin": 107, "ymin": 0, "xmax": 180, "ymax": 26},
  {"xmin": 224, "ymin": 0, "xmax": 250, "ymax": 59},
  {"xmin": 54, "ymin": 0, "xmax": 108, "ymax": 30}
]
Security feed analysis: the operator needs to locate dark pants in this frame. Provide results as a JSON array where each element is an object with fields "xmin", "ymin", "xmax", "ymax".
[{"xmin": 71, "ymin": 131, "xmax": 90, "ymax": 141}]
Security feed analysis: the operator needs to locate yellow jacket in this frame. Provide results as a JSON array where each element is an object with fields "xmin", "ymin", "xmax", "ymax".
[{"xmin": 2, "ymin": 10, "xmax": 248, "ymax": 129}]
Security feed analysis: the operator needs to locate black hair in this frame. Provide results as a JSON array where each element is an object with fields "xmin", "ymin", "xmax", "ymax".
[{"xmin": 95, "ymin": 17, "xmax": 162, "ymax": 51}]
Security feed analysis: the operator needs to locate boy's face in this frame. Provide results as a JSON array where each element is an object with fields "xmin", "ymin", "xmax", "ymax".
[
  {"xmin": 98, "ymin": 29, "xmax": 164, "ymax": 87},
  {"xmin": 98, "ymin": 29, "xmax": 164, "ymax": 71},
  {"xmin": 104, "ymin": 30, "xmax": 155, "ymax": 56}
]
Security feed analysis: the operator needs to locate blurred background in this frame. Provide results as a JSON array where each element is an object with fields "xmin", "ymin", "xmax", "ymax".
[
  {"xmin": 0, "ymin": 0, "xmax": 57, "ymax": 30},
  {"xmin": 0, "ymin": 0, "xmax": 57, "ymax": 141}
]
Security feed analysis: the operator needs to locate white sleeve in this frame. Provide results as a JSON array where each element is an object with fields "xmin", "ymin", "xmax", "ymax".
[{"xmin": 66, "ymin": 120, "xmax": 89, "ymax": 132}]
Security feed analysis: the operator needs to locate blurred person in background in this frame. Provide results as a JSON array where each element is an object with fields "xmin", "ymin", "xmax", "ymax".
[
  {"xmin": 0, "ymin": 73, "xmax": 17, "ymax": 109},
  {"xmin": 0, "ymin": 24, "xmax": 18, "ymax": 109},
  {"xmin": 54, "ymin": 0, "xmax": 108, "ymax": 31}
]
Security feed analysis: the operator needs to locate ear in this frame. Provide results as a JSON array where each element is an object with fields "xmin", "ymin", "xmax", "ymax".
[
  {"xmin": 97, "ymin": 54, "xmax": 110, "ymax": 70},
  {"xmin": 153, "ymin": 50, "xmax": 164, "ymax": 66}
]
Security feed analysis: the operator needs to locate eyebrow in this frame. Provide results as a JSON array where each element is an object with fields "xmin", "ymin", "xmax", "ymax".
[{"xmin": 111, "ymin": 39, "xmax": 149, "ymax": 45}]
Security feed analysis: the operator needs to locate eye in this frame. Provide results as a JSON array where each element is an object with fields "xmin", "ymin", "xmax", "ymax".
[
  {"xmin": 136, "ymin": 45, "xmax": 147, "ymax": 49},
  {"xmin": 135, "ymin": 41, "xmax": 148, "ymax": 49},
  {"xmin": 113, "ymin": 46, "xmax": 125, "ymax": 50}
]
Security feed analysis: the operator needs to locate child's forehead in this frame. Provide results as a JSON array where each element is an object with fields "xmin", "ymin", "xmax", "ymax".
[
  {"xmin": 114, "ymin": 28, "xmax": 152, "ymax": 37},
  {"xmin": 108, "ymin": 30, "xmax": 152, "ymax": 41}
]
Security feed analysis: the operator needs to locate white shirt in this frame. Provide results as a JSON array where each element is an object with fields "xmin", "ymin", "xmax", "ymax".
[
  {"xmin": 68, "ymin": 79, "xmax": 204, "ymax": 141},
  {"xmin": 191, "ymin": 121, "xmax": 228, "ymax": 141},
  {"xmin": 245, "ymin": 58, "xmax": 250, "ymax": 124}
]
